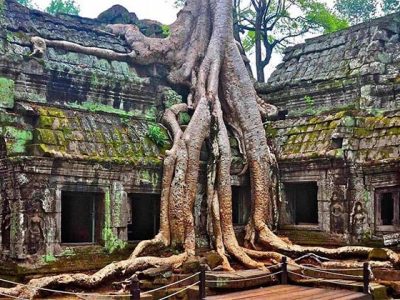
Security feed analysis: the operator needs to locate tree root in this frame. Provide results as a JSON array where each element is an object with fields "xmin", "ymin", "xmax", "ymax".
[
  {"xmin": 256, "ymin": 224, "xmax": 400, "ymax": 267},
  {"xmin": 0, "ymin": 253, "xmax": 187, "ymax": 298}
]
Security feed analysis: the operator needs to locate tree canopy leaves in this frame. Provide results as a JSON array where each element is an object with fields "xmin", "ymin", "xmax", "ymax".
[
  {"xmin": 234, "ymin": 0, "xmax": 348, "ymax": 82},
  {"xmin": 335, "ymin": 0, "xmax": 400, "ymax": 25},
  {"xmin": 17, "ymin": 0, "xmax": 80, "ymax": 15},
  {"xmin": 45, "ymin": 0, "xmax": 80, "ymax": 15}
]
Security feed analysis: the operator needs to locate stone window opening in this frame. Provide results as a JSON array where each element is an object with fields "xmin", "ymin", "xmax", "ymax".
[
  {"xmin": 284, "ymin": 182, "xmax": 318, "ymax": 226},
  {"xmin": 232, "ymin": 186, "xmax": 251, "ymax": 226},
  {"xmin": 331, "ymin": 137, "xmax": 343, "ymax": 149},
  {"xmin": 376, "ymin": 187, "xmax": 400, "ymax": 231},
  {"xmin": 128, "ymin": 194, "xmax": 160, "ymax": 241},
  {"xmin": 61, "ymin": 191, "xmax": 104, "ymax": 244}
]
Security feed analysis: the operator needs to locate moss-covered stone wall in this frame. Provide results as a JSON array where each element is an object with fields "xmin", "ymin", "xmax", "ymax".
[
  {"xmin": 258, "ymin": 13, "xmax": 400, "ymax": 114},
  {"xmin": 270, "ymin": 109, "xmax": 400, "ymax": 246}
]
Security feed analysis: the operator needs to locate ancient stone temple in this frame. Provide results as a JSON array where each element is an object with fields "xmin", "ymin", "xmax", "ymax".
[
  {"xmin": 0, "ymin": 0, "xmax": 399, "ymax": 274},
  {"xmin": 258, "ymin": 14, "xmax": 400, "ymax": 247},
  {"xmin": 0, "ymin": 0, "xmax": 172, "ymax": 264}
]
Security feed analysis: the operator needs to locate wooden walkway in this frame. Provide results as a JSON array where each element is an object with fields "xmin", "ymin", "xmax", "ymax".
[{"xmin": 206, "ymin": 284, "xmax": 372, "ymax": 300}]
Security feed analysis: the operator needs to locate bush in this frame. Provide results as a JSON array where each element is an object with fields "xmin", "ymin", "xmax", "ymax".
[{"xmin": 147, "ymin": 124, "xmax": 168, "ymax": 147}]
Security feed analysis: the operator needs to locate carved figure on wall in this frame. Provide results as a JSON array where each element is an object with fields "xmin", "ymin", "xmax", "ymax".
[
  {"xmin": 330, "ymin": 191, "xmax": 345, "ymax": 234},
  {"xmin": 351, "ymin": 201, "xmax": 366, "ymax": 243},
  {"xmin": 27, "ymin": 200, "xmax": 45, "ymax": 255}
]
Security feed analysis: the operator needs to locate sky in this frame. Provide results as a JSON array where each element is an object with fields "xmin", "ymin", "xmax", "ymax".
[
  {"xmin": 34, "ymin": 0, "xmax": 180, "ymax": 23},
  {"xmin": 32, "ymin": 0, "xmax": 316, "ymax": 79}
]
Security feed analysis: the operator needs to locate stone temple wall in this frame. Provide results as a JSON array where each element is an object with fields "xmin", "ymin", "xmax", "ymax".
[
  {"xmin": 0, "ymin": 0, "xmax": 179, "ymax": 262},
  {"xmin": 260, "ymin": 13, "xmax": 400, "ymax": 246},
  {"xmin": 257, "ymin": 12, "xmax": 400, "ymax": 114},
  {"xmin": 265, "ymin": 111, "xmax": 400, "ymax": 246}
]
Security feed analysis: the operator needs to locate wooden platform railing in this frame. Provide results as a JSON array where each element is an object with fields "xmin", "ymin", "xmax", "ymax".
[
  {"xmin": 129, "ymin": 255, "xmax": 371, "ymax": 299},
  {"xmin": 0, "ymin": 255, "xmax": 371, "ymax": 300}
]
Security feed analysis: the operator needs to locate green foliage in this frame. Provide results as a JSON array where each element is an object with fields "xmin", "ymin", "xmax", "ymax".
[
  {"xmin": 102, "ymin": 227, "xmax": 126, "ymax": 253},
  {"xmin": 242, "ymin": 31, "xmax": 256, "ymax": 53},
  {"xmin": 45, "ymin": 0, "xmax": 79, "ymax": 15},
  {"xmin": 161, "ymin": 25, "xmax": 171, "ymax": 37},
  {"xmin": 303, "ymin": 95, "xmax": 316, "ymax": 115},
  {"xmin": 6, "ymin": 32, "xmax": 14, "ymax": 43},
  {"xmin": 147, "ymin": 124, "xmax": 168, "ymax": 147},
  {"xmin": 335, "ymin": 0, "xmax": 399, "ymax": 25},
  {"xmin": 179, "ymin": 112, "xmax": 191, "ymax": 125},
  {"xmin": 304, "ymin": 1, "xmax": 349, "ymax": 33},
  {"xmin": 234, "ymin": 0, "xmax": 348, "ymax": 81},
  {"xmin": 163, "ymin": 88, "xmax": 183, "ymax": 108},
  {"xmin": 174, "ymin": 0, "xmax": 185, "ymax": 8},
  {"xmin": 304, "ymin": 95, "xmax": 314, "ymax": 107},
  {"xmin": 145, "ymin": 107, "xmax": 157, "ymax": 122},
  {"xmin": 16, "ymin": 0, "xmax": 34, "ymax": 8},
  {"xmin": 383, "ymin": 0, "xmax": 400, "ymax": 14},
  {"xmin": 42, "ymin": 254, "xmax": 57, "ymax": 263},
  {"xmin": 334, "ymin": 0, "xmax": 377, "ymax": 24},
  {"xmin": 366, "ymin": 107, "xmax": 385, "ymax": 117}
]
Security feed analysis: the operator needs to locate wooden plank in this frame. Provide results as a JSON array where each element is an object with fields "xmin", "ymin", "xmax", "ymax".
[
  {"xmin": 206, "ymin": 285, "xmax": 301, "ymax": 299},
  {"xmin": 258, "ymin": 287, "xmax": 351, "ymax": 300},
  {"xmin": 337, "ymin": 294, "xmax": 372, "ymax": 300},
  {"xmin": 312, "ymin": 289, "xmax": 362, "ymax": 300},
  {"xmin": 206, "ymin": 284, "xmax": 373, "ymax": 300},
  {"xmin": 239, "ymin": 286, "xmax": 311, "ymax": 299}
]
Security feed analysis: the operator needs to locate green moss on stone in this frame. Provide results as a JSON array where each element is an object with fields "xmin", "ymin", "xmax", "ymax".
[
  {"xmin": 387, "ymin": 127, "xmax": 400, "ymax": 135},
  {"xmin": 34, "ymin": 129, "xmax": 58, "ymax": 145},
  {"xmin": 354, "ymin": 127, "xmax": 371, "ymax": 137},
  {"xmin": 102, "ymin": 190, "xmax": 126, "ymax": 253},
  {"xmin": 7, "ymin": 139, "xmax": 27, "ymax": 154},
  {"xmin": 2, "ymin": 127, "xmax": 32, "ymax": 141},
  {"xmin": 343, "ymin": 116, "xmax": 355, "ymax": 127},
  {"xmin": 54, "ymin": 131, "xmax": 66, "ymax": 145},
  {"xmin": 38, "ymin": 116, "xmax": 56, "ymax": 128},
  {"xmin": 0, "ymin": 77, "xmax": 15, "ymax": 109},
  {"xmin": 265, "ymin": 125, "xmax": 278, "ymax": 138}
]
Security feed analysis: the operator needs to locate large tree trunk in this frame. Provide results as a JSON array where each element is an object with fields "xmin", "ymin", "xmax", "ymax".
[{"xmin": 2, "ymin": 0, "xmax": 399, "ymax": 297}]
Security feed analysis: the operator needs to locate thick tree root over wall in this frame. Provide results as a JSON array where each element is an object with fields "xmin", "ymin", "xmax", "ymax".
[{"xmin": 4, "ymin": 0, "xmax": 399, "ymax": 297}]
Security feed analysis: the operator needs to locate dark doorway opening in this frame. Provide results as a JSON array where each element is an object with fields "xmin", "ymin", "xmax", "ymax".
[
  {"xmin": 376, "ymin": 187, "xmax": 400, "ymax": 230},
  {"xmin": 232, "ymin": 186, "xmax": 251, "ymax": 225},
  {"xmin": 128, "ymin": 194, "xmax": 160, "ymax": 241},
  {"xmin": 381, "ymin": 192, "xmax": 394, "ymax": 225},
  {"xmin": 1, "ymin": 197, "xmax": 10, "ymax": 251},
  {"xmin": 285, "ymin": 182, "xmax": 318, "ymax": 225},
  {"xmin": 61, "ymin": 191, "xmax": 104, "ymax": 243},
  {"xmin": 0, "ymin": 137, "xmax": 6, "ymax": 158}
]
